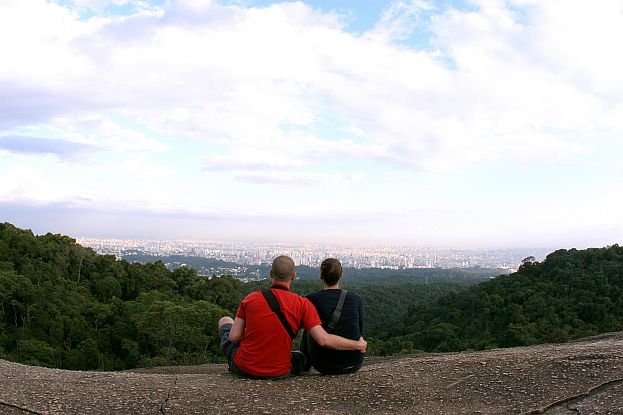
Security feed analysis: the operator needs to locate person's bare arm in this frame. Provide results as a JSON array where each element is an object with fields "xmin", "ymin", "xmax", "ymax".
[
  {"xmin": 308, "ymin": 325, "xmax": 367, "ymax": 352},
  {"xmin": 229, "ymin": 317, "xmax": 246, "ymax": 342}
]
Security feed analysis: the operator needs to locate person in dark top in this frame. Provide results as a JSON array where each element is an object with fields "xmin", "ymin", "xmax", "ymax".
[
  {"xmin": 218, "ymin": 256, "xmax": 366, "ymax": 380},
  {"xmin": 303, "ymin": 258, "xmax": 364, "ymax": 375}
]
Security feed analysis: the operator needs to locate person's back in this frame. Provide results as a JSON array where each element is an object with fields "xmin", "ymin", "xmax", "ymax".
[
  {"xmin": 234, "ymin": 285, "xmax": 317, "ymax": 377},
  {"xmin": 218, "ymin": 255, "xmax": 367, "ymax": 380},
  {"xmin": 305, "ymin": 258, "xmax": 364, "ymax": 375},
  {"xmin": 306, "ymin": 288, "xmax": 364, "ymax": 374}
]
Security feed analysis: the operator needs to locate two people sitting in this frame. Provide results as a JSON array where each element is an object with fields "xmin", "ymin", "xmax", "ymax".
[{"xmin": 218, "ymin": 256, "xmax": 365, "ymax": 379}]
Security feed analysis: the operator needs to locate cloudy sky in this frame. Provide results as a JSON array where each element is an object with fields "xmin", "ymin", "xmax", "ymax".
[{"xmin": 1, "ymin": 0, "xmax": 622, "ymax": 248}]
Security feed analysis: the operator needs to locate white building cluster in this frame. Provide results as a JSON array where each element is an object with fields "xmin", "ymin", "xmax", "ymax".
[{"xmin": 77, "ymin": 237, "xmax": 550, "ymax": 272}]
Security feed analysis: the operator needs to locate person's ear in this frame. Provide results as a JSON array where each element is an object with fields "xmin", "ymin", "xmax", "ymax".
[
  {"xmin": 291, "ymin": 271, "xmax": 296, "ymax": 281},
  {"xmin": 269, "ymin": 270, "xmax": 274, "ymax": 279}
]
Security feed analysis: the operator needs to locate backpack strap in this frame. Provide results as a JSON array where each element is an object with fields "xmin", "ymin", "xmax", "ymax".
[
  {"xmin": 326, "ymin": 289, "xmax": 347, "ymax": 333},
  {"xmin": 261, "ymin": 288, "xmax": 296, "ymax": 339}
]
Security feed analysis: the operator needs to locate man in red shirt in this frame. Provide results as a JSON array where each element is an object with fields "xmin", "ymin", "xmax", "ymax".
[{"xmin": 218, "ymin": 255, "xmax": 367, "ymax": 379}]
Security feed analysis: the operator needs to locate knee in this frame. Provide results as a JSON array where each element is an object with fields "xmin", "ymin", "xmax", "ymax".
[{"xmin": 218, "ymin": 316, "xmax": 234, "ymax": 329}]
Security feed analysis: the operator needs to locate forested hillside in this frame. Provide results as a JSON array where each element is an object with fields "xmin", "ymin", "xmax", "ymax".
[
  {"xmin": 377, "ymin": 245, "xmax": 623, "ymax": 355},
  {"xmin": 0, "ymin": 223, "xmax": 475, "ymax": 370},
  {"xmin": 0, "ymin": 223, "xmax": 237, "ymax": 370},
  {"xmin": 2, "ymin": 222, "xmax": 620, "ymax": 370}
]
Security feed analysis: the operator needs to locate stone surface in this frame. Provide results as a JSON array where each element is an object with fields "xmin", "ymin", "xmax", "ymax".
[{"xmin": 1, "ymin": 332, "xmax": 623, "ymax": 414}]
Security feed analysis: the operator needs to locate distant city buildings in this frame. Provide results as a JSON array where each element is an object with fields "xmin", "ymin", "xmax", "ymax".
[{"xmin": 76, "ymin": 237, "xmax": 551, "ymax": 273}]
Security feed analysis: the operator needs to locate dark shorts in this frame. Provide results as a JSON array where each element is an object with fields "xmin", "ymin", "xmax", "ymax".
[
  {"xmin": 301, "ymin": 331, "xmax": 363, "ymax": 375},
  {"xmin": 219, "ymin": 323, "xmax": 293, "ymax": 381},
  {"xmin": 219, "ymin": 323, "xmax": 239, "ymax": 365},
  {"xmin": 314, "ymin": 361, "xmax": 363, "ymax": 375}
]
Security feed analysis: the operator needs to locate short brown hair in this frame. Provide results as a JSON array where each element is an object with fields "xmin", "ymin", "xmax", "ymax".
[
  {"xmin": 320, "ymin": 258, "xmax": 342, "ymax": 286},
  {"xmin": 271, "ymin": 255, "xmax": 295, "ymax": 281}
]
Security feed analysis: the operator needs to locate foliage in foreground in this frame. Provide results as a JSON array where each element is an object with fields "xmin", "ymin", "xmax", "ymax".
[
  {"xmin": 0, "ymin": 222, "xmax": 476, "ymax": 370},
  {"xmin": 377, "ymin": 245, "xmax": 623, "ymax": 355},
  {"xmin": 0, "ymin": 223, "xmax": 240, "ymax": 370},
  {"xmin": 2, "ymin": 222, "xmax": 620, "ymax": 369}
]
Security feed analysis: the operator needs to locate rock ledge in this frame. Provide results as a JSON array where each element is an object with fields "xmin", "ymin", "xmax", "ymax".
[{"xmin": 2, "ymin": 332, "xmax": 623, "ymax": 414}]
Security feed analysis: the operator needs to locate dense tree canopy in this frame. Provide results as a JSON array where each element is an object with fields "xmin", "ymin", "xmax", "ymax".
[
  {"xmin": 0, "ymin": 223, "xmax": 487, "ymax": 369},
  {"xmin": 2, "ymin": 222, "xmax": 620, "ymax": 370},
  {"xmin": 376, "ymin": 245, "xmax": 623, "ymax": 355},
  {"xmin": 0, "ymin": 223, "xmax": 232, "ymax": 369}
]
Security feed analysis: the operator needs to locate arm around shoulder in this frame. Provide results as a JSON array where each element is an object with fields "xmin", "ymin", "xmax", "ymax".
[{"xmin": 308, "ymin": 325, "xmax": 367, "ymax": 352}]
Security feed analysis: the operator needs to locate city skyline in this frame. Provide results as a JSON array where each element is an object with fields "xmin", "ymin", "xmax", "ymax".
[
  {"xmin": 1, "ymin": 0, "xmax": 622, "ymax": 249},
  {"xmin": 76, "ymin": 236, "xmax": 554, "ymax": 274}
]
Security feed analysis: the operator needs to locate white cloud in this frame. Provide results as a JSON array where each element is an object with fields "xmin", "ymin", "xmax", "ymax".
[
  {"xmin": 204, "ymin": 153, "xmax": 301, "ymax": 171},
  {"xmin": 0, "ymin": 135, "xmax": 99, "ymax": 160},
  {"xmin": 232, "ymin": 169, "xmax": 363, "ymax": 187},
  {"xmin": 0, "ymin": 163, "xmax": 88, "ymax": 205},
  {"xmin": 493, "ymin": 131, "xmax": 589, "ymax": 165},
  {"xmin": 368, "ymin": 0, "xmax": 433, "ymax": 42},
  {"xmin": 97, "ymin": 120, "xmax": 169, "ymax": 154},
  {"xmin": 4, "ymin": 0, "xmax": 620, "ymax": 174},
  {"xmin": 1, "ymin": 0, "xmax": 622, "ymax": 246}
]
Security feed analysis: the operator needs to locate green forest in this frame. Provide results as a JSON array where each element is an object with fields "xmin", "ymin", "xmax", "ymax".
[
  {"xmin": 1, "ymin": 222, "xmax": 622, "ymax": 371},
  {"xmin": 376, "ymin": 246, "xmax": 623, "ymax": 355}
]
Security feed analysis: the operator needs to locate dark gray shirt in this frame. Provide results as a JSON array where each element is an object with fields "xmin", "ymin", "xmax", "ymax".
[{"xmin": 306, "ymin": 289, "xmax": 364, "ymax": 371}]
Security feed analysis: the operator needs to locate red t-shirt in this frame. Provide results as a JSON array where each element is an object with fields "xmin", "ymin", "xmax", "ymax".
[{"xmin": 234, "ymin": 283, "xmax": 322, "ymax": 377}]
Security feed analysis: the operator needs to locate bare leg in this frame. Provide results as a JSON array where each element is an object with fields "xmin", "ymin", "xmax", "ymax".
[{"xmin": 218, "ymin": 316, "xmax": 234, "ymax": 329}]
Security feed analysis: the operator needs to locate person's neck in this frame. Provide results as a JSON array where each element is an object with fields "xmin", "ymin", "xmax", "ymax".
[
  {"xmin": 272, "ymin": 279, "xmax": 292, "ymax": 290},
  {"xmin": 322, "ymin": 283, "xmax": 339, "ymax": 290}
]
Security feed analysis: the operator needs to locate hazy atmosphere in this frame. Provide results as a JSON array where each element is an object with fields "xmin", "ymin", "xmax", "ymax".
[{"xmin": 1, "ymin": 0, "xmax": 622, "ymax": 248}]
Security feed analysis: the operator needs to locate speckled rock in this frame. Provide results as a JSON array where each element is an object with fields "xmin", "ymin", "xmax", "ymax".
[{"xmin": 1, "ymin": 332, "xmax": 623, "ymax": 414}]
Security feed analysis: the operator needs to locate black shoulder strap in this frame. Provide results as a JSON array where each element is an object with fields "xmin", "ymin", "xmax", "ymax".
[
  {"xmin": 261, "ymin": 288, "xmax": 296, "ymax": 339},
  {"xmin": 326, "ymin": 289, "xmax": 347, "ymax": 333}
]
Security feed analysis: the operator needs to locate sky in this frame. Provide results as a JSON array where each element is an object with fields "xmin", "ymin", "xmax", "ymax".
[{"xmin": 0, "ymin": 0, "xmax": 622, "ymax": 249}]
